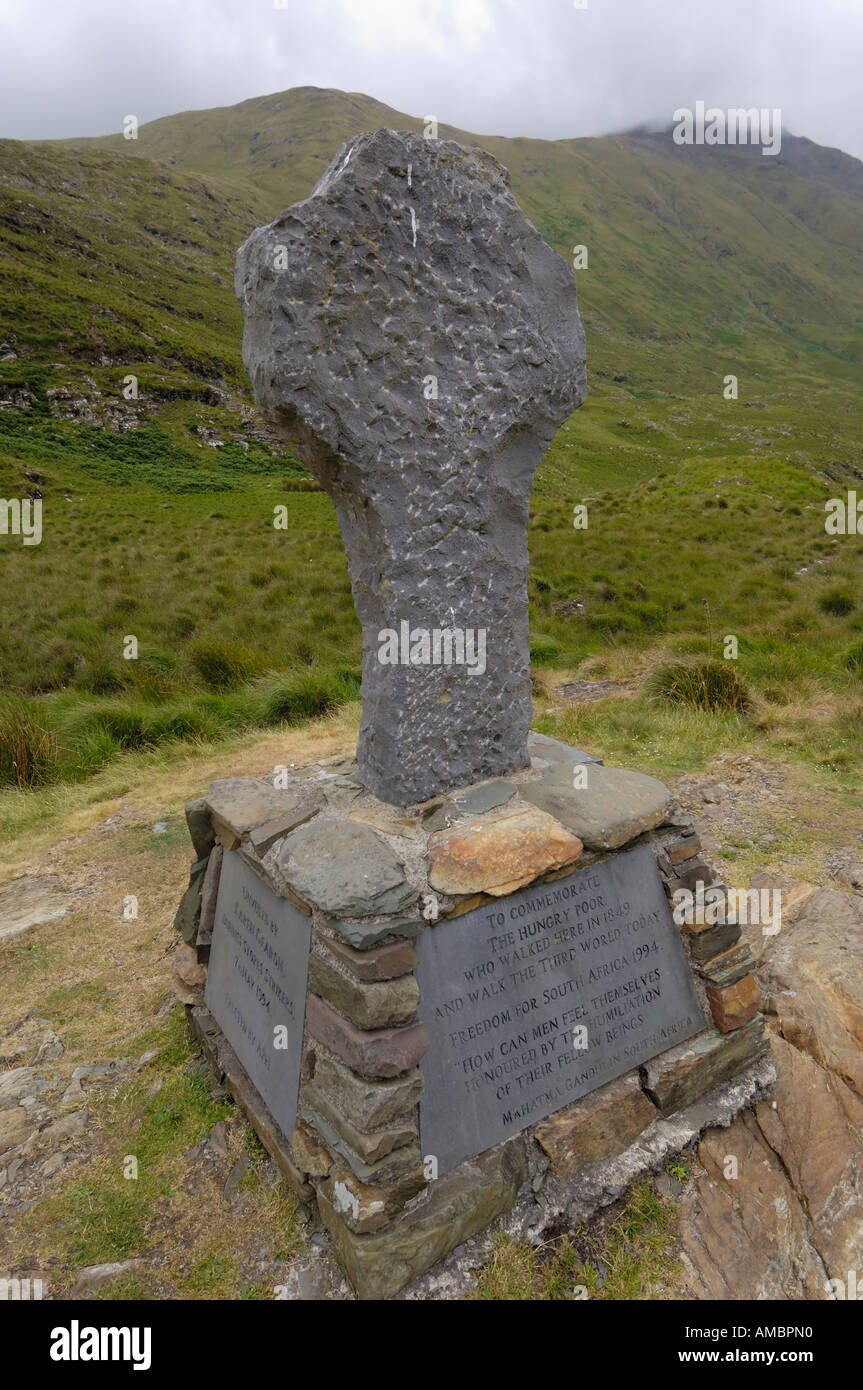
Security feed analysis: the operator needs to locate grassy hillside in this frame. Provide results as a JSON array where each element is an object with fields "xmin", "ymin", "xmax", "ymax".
[{"xmin": 1, "ymin": 87, "xmax": 862, "ymax": 806}]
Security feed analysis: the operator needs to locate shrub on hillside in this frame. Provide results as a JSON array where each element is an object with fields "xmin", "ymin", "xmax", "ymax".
[
  {"xmin": 818, "ymin": 588, "xmax": 855, "ymax": 617},
  {"xmin": 189, "ymin": 637, "xmax": 262, "ymax": 691},
  {"xmin": 264, "ymin": 669, "xmax": 359, "ymax": 724},
  {"xmin": 647, "ymin": 659, "xmax": 752, "ymax": 714},
  {"xmin": 0, "ymin": 698, "xmax": 60, "ymax": 787}
]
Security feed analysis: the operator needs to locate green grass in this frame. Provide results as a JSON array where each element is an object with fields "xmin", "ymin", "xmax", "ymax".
[{"xmin": 473, "ymin": 1180, "xmax": 680, "ymax": 1300}]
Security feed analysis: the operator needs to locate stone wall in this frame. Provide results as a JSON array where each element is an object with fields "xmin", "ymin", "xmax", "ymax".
[{"xmin": 172, "ymin": 732, "xmax": 775, "ymax": 1299}]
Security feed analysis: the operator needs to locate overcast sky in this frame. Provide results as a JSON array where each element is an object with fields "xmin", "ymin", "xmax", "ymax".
[{"xmin": 2, "ymin": 0, "xmax": 862, "ymax": 160}]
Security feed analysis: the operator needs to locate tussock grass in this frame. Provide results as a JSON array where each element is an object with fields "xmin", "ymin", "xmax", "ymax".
[{"xmin": 646, "ymin": 658, "xmax": 753, "ymax": 714}]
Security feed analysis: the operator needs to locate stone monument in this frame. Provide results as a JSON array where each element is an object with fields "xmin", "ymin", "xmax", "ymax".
[
  {"xmin": 172, "ymin": 130, "xmax": 775, "ymax": 1299},
  {"xmin": 235, "ymin": 128, "xmax": 586, "ymax": 805}
]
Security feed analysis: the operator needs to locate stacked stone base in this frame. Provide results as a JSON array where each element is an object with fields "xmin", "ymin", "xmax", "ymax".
[{"xmin": 173, "ymin": 733, "xmax": 775, "ymax": 1300}]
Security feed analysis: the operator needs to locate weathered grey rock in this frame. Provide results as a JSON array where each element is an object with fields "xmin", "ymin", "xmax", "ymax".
[
  {"xmin": 205, "ymin": 777, "xmax": 319, "ymax": 843},
  {"xmin": 323, "ymin": 933, "xmax": 418, "ymax": 982},
  {"xmin": 236, "ymin": 128, "xmax": 586, "ymax": 805},
  {"xmin": 310, "ymin": 1052, "xmax": 423, "ymax": 1131},
  {"xmin": 758, "ymin": 884, "xmax": 863, "ymax": 1095},
  {"xmin": 699, "ymin": 941, "xmax": 755, "ymax": 988},
  {"xmin": 316, "ymin": 1136, "xmax": 528, "ymax": 1299},
  {"xmin": 302, "ymin": 1087, "xmax": 417, "ymax": 1166},
  {"xmin": 172, "ymin": 855, "xmax": 208, "ymax": 946},
  {"xmin": 534, "ymin": 1073, "xmax": 657, "ymax": 1176},
  {"xmin": 184, "ymin": 796, "xmax": 215, "ymax": 858},
  {"xmin": 320, "ymin": 1160, "xmax": 427, "ymax": 1234},
  {"xmin": 196, "ymin": 842, "xmax": 222, "ymax": 951},
  {"xmin": 526, "ymin": 731, "xmax": 598, "ymax": 765},
  {"xmin": 641, "ymin": 1015, "xmax": 770, "ymax": 1115},
  {"xmin": 33, "ymin": 1030, "xmax": 64, "ymax": 1064},
  {"xmin": 520, "ymin": 761, "xmax": 673, "ymax": 850},
  {"xmin": 0, "ymin": 1067, "xmax": 53, "ymax": 1107},
  {"xmin": 308, "ymin": 949, "xmax": 419, "ymax": 1028},
  {"xmin": 71, "ymin": 1260, "xmax": 143, "ymax": 1298},
  {"xmin": 324, "ymin": 915, "xmax": 424, "ymax": 951},
  {"xmin": 277, "ymin": 819, "xmax": 416, "ymax": 917},
  {"xmin": 304, "ymin": 1107, "xmax": 420, "ymax": 1184},
  {"xmin": 0, "ymin": 876, "xmax": 72, "ymax": 943},
  {"xmin": 306, "ymin": 993, "xmax": 430, "ymax": 1078},
  {"xmin": 422, "ymin": 779, "xmax": 517, "ymax": 831}
]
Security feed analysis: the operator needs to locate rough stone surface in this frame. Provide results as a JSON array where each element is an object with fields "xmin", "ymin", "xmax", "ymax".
[
  {"xmin": 308, "ymin": 949, "xmax": 419, "ymax": 1028},
  {"xmin": 427, "ymin": 807, "xmax": 583, "ymax": 896},
  {"xmin": 707, "ymin": 974, "xmax": 760, "ymax": 1033},
  {"xmin": 320, "ymin": 1161, "xmax": 427, "ymax": 1234},
  {"xmin": 305, "ymin": 993, "xmax": 430, "ymax": 1079},
  {"xmin": 520, "ymin": 762, "xmax": 673, "ymax": 850},
  {"xmin": 316, "ymin": 1136, "xmax": 528, "ymax": 1298},
  {"xmin": 172, "ymin": 855, "xmax": 209, "ymax": 946},
  {"xmin": 184, "ymin": 796, "xmax": 215, "ymax": 858},
  {"xmin": 684, "ymin": 914, "xmax": 742, "ymax": 964},
  {"xmin": 534, "ymin": 1073, "xmax": 657, "ymax": 1176},
  {"xmin": 205, "ymin": 777, "xmax": 319, "ymax": 842},
  {"xmin": 324, "ymin": 915, "xmax": 424, "ymax": 951},
  {"xmin": 277, "ymin": 819, "xmax": 416, "ymax": 917},
  {"xmin": 758, "ymin": 884, "xmax": 863, "ymax": 1095},
  {"xmin": 664, "ymin": 831, "xmax": 702, "ymax": 864},
  {"xmin": 309, "ymin": 1052, "xmax": 423, "ymax": 1131},
  {"xmin": 754, "ymin": 1033, "xmax": 863, "ymax": 1279},
  {"xmin": 0, "ymin": 876, "xmax": 72, "ymax": 943},
  {"xmin": 72, "ymin": 1260, "xmax": 144, "ymax": 1298},
  {"xmin": 304, "ymin": 1107, "xmax": 420, "ymax": 1183},
  {"xmin": 302, "ymin": 1087, "xmax": 417, "ymax": 1166},
  {"xmin": 323, "ymin": 933, "xmax": 418, "ymax": 982},
  {"xmin": 171, "ymin": 942, "xmax": 207, "ymax": 1003},
  {"xmin": 197, "ymin": 843, "xmax": 222, "ymax": 947},
  {"xmin": 699, "ymin": 942, "xmax": 754, "ymax": 988},
  {"xmin": 422, "ymin": 780, "xmax": 517, "ymax": 831},
  {"xmin": 236, "ymin": 128, "xmax": 586, "ymax": 805},
  {"xmin": 290, "ymin": 1122, "xmax": 334, "ymax": 1178},
  {"xmin": 641, "ymin": 1015, "xmax": 770, "ymax": 1115},
  {"xmin": 678, "ymin": 1111, "xmax": 827, "ymax": 1299},
  {"xmin": 526, "ymin": 732, "xmax": 598, "ymax": 765}
]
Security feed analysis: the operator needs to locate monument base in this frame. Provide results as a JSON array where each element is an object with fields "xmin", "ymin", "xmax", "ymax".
[{"xmin": 172, "ymin": 732, "xmax": 775, "ymax": 1300}]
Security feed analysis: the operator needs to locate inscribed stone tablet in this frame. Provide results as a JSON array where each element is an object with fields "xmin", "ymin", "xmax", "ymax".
[
  {"xmin": 204, "ymin": 849, "xmax": 312, "ymax": 1138},
  {"xmin": 416, "ymin": 843, "xmax": 704, "ymax": 1173}
]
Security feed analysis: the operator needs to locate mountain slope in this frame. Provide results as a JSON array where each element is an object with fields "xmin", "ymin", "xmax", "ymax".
[{"xmin": 58, "ymin": 87, "xmax": 863, "ymax": 396}]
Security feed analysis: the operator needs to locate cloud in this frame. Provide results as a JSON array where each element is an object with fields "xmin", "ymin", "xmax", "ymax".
[{"xmin": 0, "ymin": 0, "xmax": 861, "ymax": 161}]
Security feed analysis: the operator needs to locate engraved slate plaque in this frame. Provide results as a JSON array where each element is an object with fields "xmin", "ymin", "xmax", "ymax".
[
  {"xmin": 204, "ymin": 849, "xmax": 312, "ymax": 1139},
  {"xmin": 416, "ymin": 843, "xmax": 704, "ymax": 1173}
]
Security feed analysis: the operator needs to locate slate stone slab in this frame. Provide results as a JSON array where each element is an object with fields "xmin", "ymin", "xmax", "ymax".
[
  {"xmin": 204, "ymin": 849, "xmax": 312, "ymax": 1141},
  {"xmin": 415, "ymin": 843, "xmax": 704, "ymax": 1173},
  {"xmin": 205, "ymin": 778, "xmax": 319, "ymax": 840},
  {"xmin": 236, "ymin": 128, "xmax": 586, "ymax": 805},
  {"xmin": 520, "ymin": 761, "xmax": 673, "ymax": 850},
  {"xmin": 277, "ymin": 818, "xmax": 416, "ymax": 917}
]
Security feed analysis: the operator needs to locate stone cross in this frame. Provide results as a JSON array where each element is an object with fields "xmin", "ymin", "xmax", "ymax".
[{"xmin": 236, "ymin": 128, "xmax": 586, "ymax": 805}]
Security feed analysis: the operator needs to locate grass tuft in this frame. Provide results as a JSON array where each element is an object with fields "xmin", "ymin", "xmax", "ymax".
[{"xmin": 647, "ymin": 658, "xmax": 752, "ymax": 714}]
